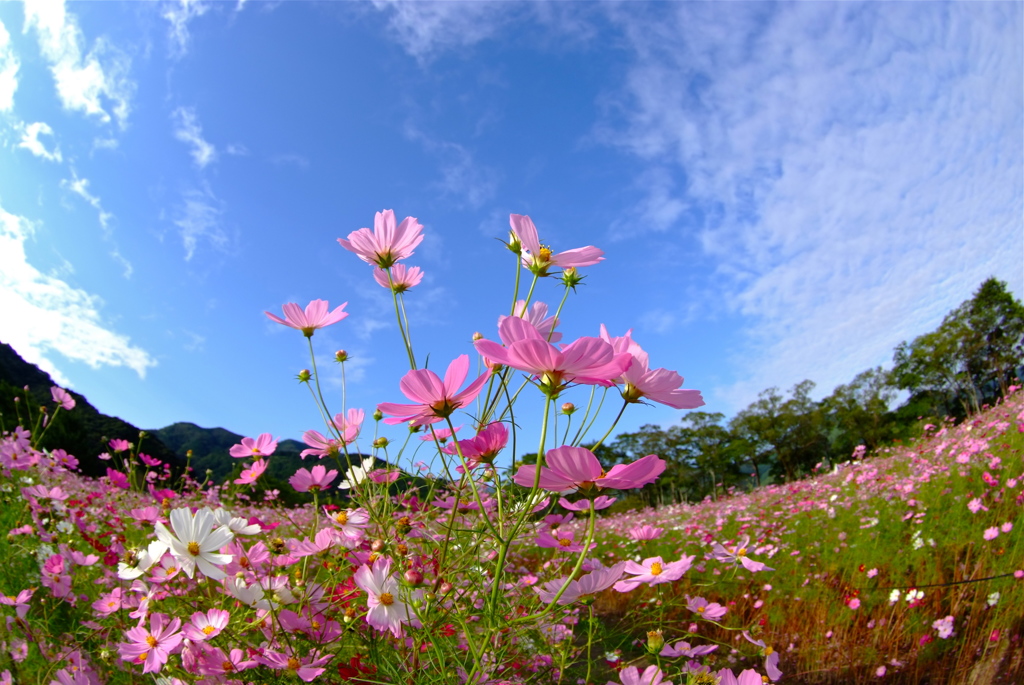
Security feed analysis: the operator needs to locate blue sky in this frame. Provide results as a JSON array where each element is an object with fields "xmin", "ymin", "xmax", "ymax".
[{"xmin": 0, "ymin": 1, "xmax": 1021, "ymax": 468}]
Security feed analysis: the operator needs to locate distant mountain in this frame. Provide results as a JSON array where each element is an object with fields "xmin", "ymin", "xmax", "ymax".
[{"xmin": 0, "ymin": 341, "xmax": 181, "ymax": 478}]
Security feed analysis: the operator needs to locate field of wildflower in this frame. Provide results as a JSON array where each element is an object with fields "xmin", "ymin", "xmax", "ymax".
[{"xmin": 0, "ymin": 210, "xmax": 1021, "ymax": 685}]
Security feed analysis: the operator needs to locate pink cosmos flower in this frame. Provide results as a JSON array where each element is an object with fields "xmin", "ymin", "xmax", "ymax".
[
  {"xmin": 613, "ymin": 555, "xmax": 695, "ymax": 592},
  {"xmin": 983, "ymin": 527, "xmax": 999, "ymax": 541},
  {"xmin": 255, "ymin": 649, "xmax": 333, "ymax": 682},
  {"xmin": 109, "ymin": 439, "xmax": 131, "ymax": 452},
  {"xmin": 499, "ymin": 300, "xmax": 562, "ymax": 342},
  {"xmin": 932, "ymin": 615, "xmax": 954, "ymax": 639},
  {"xmin": 686, "ymin": 595, "xmax": 728, "ymax": 620},
  {"xmin": 373, "ymin": 263, "xmax": 424, "ymax": 293},
  {"xmin": 601, "ymin": 325, "xmax": 704, "ymax": 404},
  {"xmin": 628, "ymin": 524, "xmax": 664, "ymax": 541},
  {"xmin": 718, "ymin": 669, "xmax": 764, "ymax": 685},
  {"xmin": 377, "ymin": 354, "xmax": 489, "ymax": 427},
  {"xmin": 353, "ymin": 557, "xmax": 415, "ymax": 637},
  {"xmin": 338, "ymin": 209, "xmax": 424, "ymax": 268},
  {"xmin": 118, "ymin": 613, "xmax": 182, "ymax": 674},
  {"xmin": 198, "ymin": 646, "xmax": 257, "ymax": 676},
  {"xmin": 265, "ymin": 299, "xmax": 348, "ymax": 337},
  {"xmin": 229, "ymin": 433, "xmax": 278, "ymax": 458},
  {"xmin": 608, "ymin": 665, "xmax": 673, "ymax": 685},
  {"xmin": 182, "ymin": 609, "xmax": 230, "ymax": 642},
  {"xmin": 50, "ymin": 386, "xmax": 75, "ymax": 411},
  {"xmin": 106, "ymin": 468, "xmax": 130, "ymax": 490},
  {"xmin": 559, "ymin": 495, "xmax": 616, "ymax": 511},
  {"xmin": 660, "ymin": 640, "xmax": 718, "ymax": 658},
  {"xmin": 443, "ymin": 422, "xmax": 508, "ymax": 467},
  {"xmin": 289, "ymin": 464, "xmax": 338, "ymax": 493},
  {"xmin": 509, "ymin": 214, "xmax": 603, "ymax": 276},
  {"xmin": 234, "ymin": 459, "xmax": 268, "ymax": 485},
  {"xmin": 711, "ymin": 535, "xmax": 774, "ymax": 572},
  {"xmin": 534, "ymin": 562, "xmax": 626, "ymax": 605},
  {"xmin": 474, "ymin": 318, "xmax": 632, "ymax": 395},
  {"xmin": 536, "ymin": 528, "xmax": 590, "ymax": 553},
  {"xmin": 300, "ymin": 430, "xmax": 342, "ymax": 459},
  {"xmin": 512, "ymin": 445, "xmax": 665, "ymax": 493},
  {"xmin": 326, "ymin": 507, "xmax": 371, "ymax": 545},
  {"xmin": 332, "ymin": 408, "xmax": 365, "ymax": 443},
  {"xmin": 0, "ymin": 589, "xmax": 33, "ymax": 619}
]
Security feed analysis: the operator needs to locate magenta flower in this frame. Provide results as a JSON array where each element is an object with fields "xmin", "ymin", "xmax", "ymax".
[
  {"xmin": 377, "ymin": 354, "xmax": 489, "ymax": 427},
  {"xmin": 0, "ymin": 589, "xmax": 33, "ymax": 619},
  {"xmin": 265, "ymin": 299, "xmax": 348, "ymax": 337},
  {"xmin": 182, "ymin": 609, "xmax": 230, "ymax": 642},
  {"xmin": 608, "ymin": 665, "xmax": 673, "ymax": 685},
  {"xmin": 353, "ymin": 556, "xmax": 415, "ymax": 637},
  {"xmin": 711, "ymin": 535, "xmax": 775, "ymax": 573},
  {"xmin": 475, "ymin": 318, "xmax": 632, "ymax": 395},
  {"xmin": 255, "ymin": 649, "xmax": 333, "ymax": 682},
  {"xmin": 628, "ymin": 524, "xmax": 664, "ymax": 541},
  {"xmin": 660, "ymin": 640, "xmax": 718, "ymax": 658},
  {"xmin": 373, "ymin": 263, "xmax": 424, "ymax": 293},
  {"xmin": 109, "ymin": 439, "xmax": 131, "ymax": 452},
  {"xmin": 601, "ymin": 326, "xmax": 705, "ymax": 409},
  {"xmin": 718, "ymin": 669, "xmax": 764, "ymax": 685},
  {"xmin": 289, "ymin": 464, "xmax": 338, "ymax": 493},
  {"xmin": 229, "ymin": 433, "xmax": 278, "ymax": 458},
  {"xmin": 50, "ymin": 386, "xmax": 75, "ymax": 411},
  {"xmin": 534, "ymin": 562, "xmax": 626, "ymax": 605},
  {"xmin": 443, "ymin": 422, "xmax": 508, "ymax": 467},
  {"xmin": 234, "ymin": 459, "xmax": 268, "ymax": 485},
  {"xmin": 559, "ymin": 495, "xmax": 616, "ymax": 511},
  {"xmin": 513, "ymin": 445, "xmax": 665, "ymax": 493},
  {"xmin": 536, "ymin": 528, "xmax": 590, "ymax": 553},
  {"xmin": 686, "ymin": 595, "xmax": 728, "ymax": 620},
  {"xmin": 338, "ymin": 209, "xmax": 424, "ymax": 268},
  {"xmin": 499, "ymin": 300, "xmax": 562, "ymax": 342},
  {"xmin": 118, "ymin": 613, "xmax": 182, "ymax": 674},
  {"xmin": 983, "ymin": 526, "xmax": 1000, "ymax": 540},
  {"xmin": 509, "ymin": 214, "xmax": 603, "ymax": 276},
  {"xmin": 613, "ymin": 555, "xmax": 694, "ymax": 592},
  {"xmin": 300, "ymin": 430, "xmax": 341, "ymax": 459}
]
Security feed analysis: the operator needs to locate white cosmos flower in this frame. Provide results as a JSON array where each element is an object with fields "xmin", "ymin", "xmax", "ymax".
[
  {"xmin": 117, "ymin": 539, "xmax": 169, "ymax": 580},
  {"xmin": 339, "ymin": 456, "xmax": 377, "ymax": 490},
  {"xmin": 212, "ymin": 508, "xmax": 261, "ymax": 535},
  {"xmin": 155, "ymin": 507, "xmax": 234, "ymax": 580}
]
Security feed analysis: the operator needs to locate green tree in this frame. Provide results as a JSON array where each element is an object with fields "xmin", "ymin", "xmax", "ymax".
[{"xmin": 821, "ymin": 367, "xmax": 897, "ymax": 461}]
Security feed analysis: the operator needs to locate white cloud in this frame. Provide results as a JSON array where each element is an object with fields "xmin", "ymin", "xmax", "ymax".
[
  {"xmin": 0, "ymin": 19, "xmax": 19, "ymax": 112},
  {"xmin": 370, "ymin": 0, "xmax": 511, "ymax": 61},
  {"xmin": 225, "ymin": 142, "xmax": 248, "ymax": 156},
  {"xmin": 269, "ymin": 153, "xmax": 308, "ymax": 169},
  {"xmin": 17, "ymin": 121, "xmax": 62, "ymax": 162},
  {"xmin": 599, "ymin": 3, "xmax": 1023, "ymax": 410},
  {"xmin": 0, "ymin": 203, "xmax": 155, "ymax": 383},
  {"xmin": 404, "ymin": 124, "xmax": 497, "ymax": 209},
  {"xmin": 172, "ymin": 106, "xmax": 216, "ymax": 168},
  {"xmin": 174, "ymin": 184, "xmax": 227, "ymax": 260},
  {"xmin": 163, "ymin": 0, "xmax": 209, "ymax": 58},
  {"xmin": 60, "ymin": 171, "xmax": 133, "ymax": 278},
  {"xmin": 23, "ymin": 0, "xmax": 134, "ymax": 128}
]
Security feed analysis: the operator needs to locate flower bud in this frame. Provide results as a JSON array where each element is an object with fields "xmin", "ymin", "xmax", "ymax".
[
  {"xmin": 404, "ymin": 569, "xmax": 424, "ymax": 586},
  {"xmin": 373, "ymin": 437, "xmax": 389, "ymax": 449},
  {"xmin": 371, "ymin": 539, "xmax": 386, "ymax": 553},
  {"xmin": 561, "ymin": 402, "xmax": 576, "ymax": 415},
  {"xmin": 646, "ymin": 629, "xmax": 664, "ymax": 653},
  {"xmin": 472, "ymin": 331, "xmax": 484, "ymax": 341},
  {"xmin": 560, "ymin": 267, "xmax": 584, "ymax": 289},
  {"xmin": 297, "ymin": 369, "xmax": 311, "ymax": 382},
  {"xmin": 335, "ymin": 350, "xmax": 348, "ymax": 362},
  {"xmin": 373, "ymin": 409, "xmax": 384, "ymax": 422},
  {"xmin": 507, "ymin": 230, "xmax": 522, "ymax": 255},
  {"xmin": 439, "ymin": 581, "xmax": 453, "ymax": 595},
  {"xmin": 396, "ymin": 516, "xmax": 412, "ymax": 535}
]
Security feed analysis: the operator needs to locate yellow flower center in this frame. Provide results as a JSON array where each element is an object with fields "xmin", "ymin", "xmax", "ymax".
[
  {"xmin": 737, "ymin": 547, "xmax": 747, "ymax": 556},
  {"xmin": 335, "ymin": 511, "xmax": 348, "ymax": 525},
  {"xmin": 222, "ymin": 661, "xmax": 235, "ymax": 672},
  {"xmin": 538, "ymin": 246, "xmax": 552, "ymax": 263},
  {"xmin": 203, "ymin": 625, "xmax": 216, "ymax": 635},
  {"xmin": 697, "ymin": 606, "xmax": 705, "ymax": 613},
  {"xmin": 380, "ymin": 592, "xmax": 395, "ymax": 606},
  {"xmin": 146, "ymin": 635, "xmax": 158, "ymax": 648},
  {"xmin": 650, "ymin": 562, "xmax": 663, "ymax": 576},
  {"xmin": 187, "ymin": 541, "xmax": 201, "ymax": 556},
  {"xmin": 558, "ymin": 538, "xmax": 572, "ymax": 547},
  {"xmin": 287, "ymin": 657, "xmax": 301, "ymax": 671}
]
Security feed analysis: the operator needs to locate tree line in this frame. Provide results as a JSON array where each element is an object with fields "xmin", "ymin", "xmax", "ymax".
[{"xmin": 590, "ymin": 277, "xmax": 1024, "ymax": 506}]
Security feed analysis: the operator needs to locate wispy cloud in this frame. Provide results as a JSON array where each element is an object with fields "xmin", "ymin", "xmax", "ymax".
[
  {"xmin": 598, "ymin": 3, "xmax": 1023, "ymax": 410},
  {"xmin": 60, "ymin": 170, "xmax": 133, "ymax": 278},
  {"xmin": 0, "ymin": 203, "xmax": 155, "ymax": 383},
  {"xmin": 174, "ymin": 184, "xmax": 228, "ymax": 260},
  {"xmin": 163, "ymin": 0, "xmax": 209, "ymax": 59},
  {"xmin": 370, "ymin": 1, "xmax": 511, "ymax": 62},
  {"xmin": 23, "ymin": 0, "xmax": 134, "ymax": 128},
  {"xmin": 0, "ymin": 19, "xmax": 18, "ymax": 112},
  {"xmin": 404, "ymin": 124, "xmax": 497, "ymax": 209},
  {"xmin": 269, "ymin": 153, "xmax": 309, "ymax": 169},
  {"xmin": 17, "ymin": 122, "xmax": 62, "ymax": 162},
  {"xmin": 172, "ymin": 106, "xmax": 216, "ymax": 168}
]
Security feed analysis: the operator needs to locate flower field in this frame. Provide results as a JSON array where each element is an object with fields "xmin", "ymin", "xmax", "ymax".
[{"xmin": 0, "ymin": 210, "xmax": 1020, "ymax": 685}]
